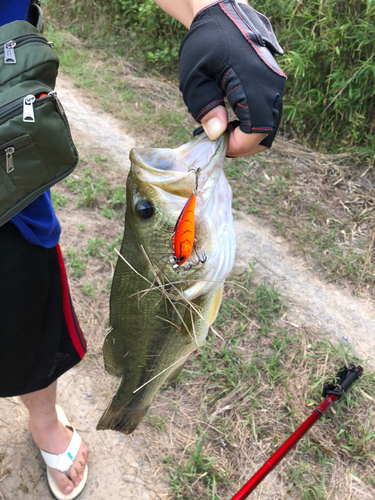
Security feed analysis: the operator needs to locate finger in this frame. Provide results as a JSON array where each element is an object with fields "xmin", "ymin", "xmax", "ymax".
[
  {"xmin": 227, "ymin": 144, "xmax": 268, "ymax": 158},
  {"xmin": 200, "ymin": 106, "xmax": 228, "ymax": 141},
  {"xmin": 227, "ymin": 127, "xmax": 268, "ymax": 157}
]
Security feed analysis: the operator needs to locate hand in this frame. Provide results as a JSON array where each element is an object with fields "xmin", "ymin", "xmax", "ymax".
[
  {"xmin": 179, "ymin": 0, "xmax": 286, "ymax": 157},
  {"xmin": 201, "ymin": 105, "xmax": 268, "ymax": 157}
]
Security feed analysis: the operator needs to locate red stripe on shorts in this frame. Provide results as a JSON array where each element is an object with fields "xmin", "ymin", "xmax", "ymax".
[{"xmin": 56, "ymin": 244, "xmax": 87, "ymax": 359}]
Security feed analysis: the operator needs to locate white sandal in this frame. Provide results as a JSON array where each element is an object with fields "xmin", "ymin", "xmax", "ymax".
[{"xmin": 39, "ymin": 405, "xmax": 88, "ymax": 500}]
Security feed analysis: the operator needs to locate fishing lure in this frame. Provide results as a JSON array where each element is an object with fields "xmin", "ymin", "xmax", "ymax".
[{"xmin": 171, "ymin": 168, "xmax": 206, "ymax": 271}]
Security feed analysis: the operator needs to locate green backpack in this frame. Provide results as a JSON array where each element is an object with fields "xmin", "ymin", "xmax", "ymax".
[{"xmin": 0, "ymin": 20, "xmax": 78, "ymax": 226}]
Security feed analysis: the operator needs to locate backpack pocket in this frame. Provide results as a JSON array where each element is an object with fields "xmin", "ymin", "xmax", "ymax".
[
  {"xmin": 0, "ymin": 84, "xmax": 78, "ymax": 225},
  {"xmin": 0, "ymin": 21, "xmax": 59, "ymax": 91},
  {"xmin": 0, "ymin": 134, "xmax": 50, "ymax": 205}
]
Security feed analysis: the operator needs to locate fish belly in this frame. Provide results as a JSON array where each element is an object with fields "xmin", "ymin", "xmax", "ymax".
[{"xmin": 97, "ymin": 250, "xmax": 223, "ymax": 434}]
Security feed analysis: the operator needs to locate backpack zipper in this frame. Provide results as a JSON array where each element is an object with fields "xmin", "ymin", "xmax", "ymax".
[
  {"xmin": 23, "ymin": 94, "xmax": 36, "ymax": 122},
  {"xmin": 3, "ymin": 41, "xmax": 17, "ymax": 64},
  {"xmin": 2, "ymin": 35, "xmax": 53, "ymax": 64},
  {"xmin": 0, "ymin": 89, "xmax": 47, "ymax": 123}
]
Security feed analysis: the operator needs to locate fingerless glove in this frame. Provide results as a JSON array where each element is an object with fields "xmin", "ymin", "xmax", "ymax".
[{"xmin": 179, "ymin": 0, "xmax": 286, "ymax": 147}]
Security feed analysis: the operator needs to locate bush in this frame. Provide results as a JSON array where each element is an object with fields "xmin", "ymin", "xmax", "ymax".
[
  {"xmin": 45, "ymin": 0, "xmax": 374, "ymax": 154},
  {"xmin": 257, "ymin": 0, "xmax": 375, "ymax": 152},
  {"xmin": 45, "ymin": 0, "xmax": 186, "ymax": 72}
]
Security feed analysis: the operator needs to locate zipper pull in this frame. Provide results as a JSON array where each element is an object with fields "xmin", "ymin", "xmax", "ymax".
[
  {"xmin": 5, "ymin": 147, "xmax": 15, "ymax": 174},
  {"xmin": 23, "ymin": 94, "xmax": 36, "ymax": 122},
  {"xmin": 48, "ymin": 90, "xmax": 65, "ymax": 116},
  {"xmin": 4, "ymin": 40, "xmax": 17, "ymax": 64}
]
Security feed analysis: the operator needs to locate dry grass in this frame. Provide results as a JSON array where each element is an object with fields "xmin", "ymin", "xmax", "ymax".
[
  {"xmin": 148, "ymin": 273, "xmax": 375, "ymax": 499},
  {"xmin": 273, "ymin": 138, "xmax": 375, "ymax": 236},
  {"xmin": 227, "ymin": 137, "xmax": 375, "ymax": 295}
]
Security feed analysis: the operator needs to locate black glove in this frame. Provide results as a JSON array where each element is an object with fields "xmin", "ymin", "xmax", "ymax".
[{"xmin": 179, "ymin": 0, "xmax": 286, "ymax": 148}]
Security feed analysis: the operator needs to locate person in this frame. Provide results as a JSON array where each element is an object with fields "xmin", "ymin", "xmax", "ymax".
[{"xmin": 0, "ymin": 0, "xmax": 285, "ymax": 498}]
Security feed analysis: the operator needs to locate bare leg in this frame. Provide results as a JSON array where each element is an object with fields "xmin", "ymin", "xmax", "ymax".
[{"xmin": 20, "ymin": 381, "xmax": 88, "ymax": 495}]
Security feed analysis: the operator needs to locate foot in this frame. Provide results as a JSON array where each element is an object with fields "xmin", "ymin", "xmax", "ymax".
[{"xmin": 29, "ymin": 413, "xmax": 88, "ymax": 495}]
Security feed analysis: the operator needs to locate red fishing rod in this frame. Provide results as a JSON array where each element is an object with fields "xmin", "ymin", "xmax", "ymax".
[{"xmin": 231, "ymin": 365, "xmax": 363, "ymax": 500}]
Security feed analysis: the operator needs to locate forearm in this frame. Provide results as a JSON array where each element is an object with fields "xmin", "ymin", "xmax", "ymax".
[{"xmin": 153, "ymin": 0, "xmax": 248, "ymax": 28}]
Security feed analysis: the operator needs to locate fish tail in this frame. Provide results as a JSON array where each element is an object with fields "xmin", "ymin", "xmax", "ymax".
[{"xmin": 97, "ymin": 401, "xmax": 149, "ymax": 434}]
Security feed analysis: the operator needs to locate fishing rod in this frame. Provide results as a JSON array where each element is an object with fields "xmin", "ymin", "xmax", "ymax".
[{"xmin": 231, "ymin": 365, "xmax": 363, "ymax": 500}]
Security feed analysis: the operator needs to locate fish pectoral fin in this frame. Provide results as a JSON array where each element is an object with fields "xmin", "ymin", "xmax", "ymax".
[
  {"xmin": 208, "ymin": 285, "xmax": 224, "ymax": 326},
  {"xmin": 164, "ymin": 359, "xmax": 188, "ymax": 385},
  {"xmin": 102, "ymin": 358, "xmax": 124, "ymax": 378}
]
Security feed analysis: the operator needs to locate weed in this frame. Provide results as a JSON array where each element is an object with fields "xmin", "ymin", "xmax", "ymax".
[
  {"xmin": 144, "ymin": 411, "xmax": 168, "ymax": 431},
  {"xmin": 82, "ymin": 282, "xmax": 97, "ymax": 298},
  {"xmin": 84, "ymin": 237, "xmax": 107, "ymax": 257},
  {"xmin": 50, "ymin": 190, "xmax": 68, "ymax": 208},
  {"xmin": 164, "ymin": 430, "xmax": 230, "ymax": 500},
  {"xmin": 65, "ymin": 247, "xmax": 86, "ymax": 279}
]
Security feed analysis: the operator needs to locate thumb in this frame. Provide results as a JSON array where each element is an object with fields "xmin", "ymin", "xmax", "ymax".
[{"xmin": 200, "ymin": 106, "xmax": 228, "ymax": 140}]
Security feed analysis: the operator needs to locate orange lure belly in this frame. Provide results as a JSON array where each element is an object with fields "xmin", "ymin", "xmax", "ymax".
[{"xmin": 172, "ymin": 193, "xmax": 196, "ymax": 265}]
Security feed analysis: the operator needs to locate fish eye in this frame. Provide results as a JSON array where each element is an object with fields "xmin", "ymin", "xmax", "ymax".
[{"xmin": 136, "ymin": 199, "xmax": 154, "ymax": 219}]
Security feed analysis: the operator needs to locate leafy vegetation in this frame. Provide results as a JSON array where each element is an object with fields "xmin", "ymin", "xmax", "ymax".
[
  {"xmin": 45, "ymin": 0, "xmax": 374, "ymax": 155},
  {"xmin": 271, "ymin": 0, "xmax": 375, "ymax": 153},
  {"xmin": 44, "ymin": 0, "xmax": 185, "ymax": 72}
]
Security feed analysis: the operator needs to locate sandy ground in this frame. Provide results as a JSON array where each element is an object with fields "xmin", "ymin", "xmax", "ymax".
[{"xmin": 0, "ymin": 74, "xmax": 374, "ymax": 500}]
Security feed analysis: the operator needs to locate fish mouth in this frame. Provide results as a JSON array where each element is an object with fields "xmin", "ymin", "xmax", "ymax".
[{"xmin": 129, "ymin": 132, "xmax": 229, "ymax": 197}]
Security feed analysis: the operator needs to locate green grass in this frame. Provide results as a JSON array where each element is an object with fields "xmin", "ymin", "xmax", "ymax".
[
  {"xmin": 81, "ymin": 281, "xmax": 97, "ymax": 298},
  {"xmin": 156, "ymin": 269, "xmax": 375, "ymax": 499},
  {"xmin": 165, "ymin": 430, "xmax": 230, "ymax": 500},
  {"xmin": 62, "ymin": 153, "xmax": 127, "ymax": 219},
  {"xmin": 54, "ymin": 147, "xmax": 126, "ymax": 288},
  {"xmin": 43, "ymin": 24, "xmax": 193, "ymax": 148},
  {"xmin": 50, "ymin": 190, "xmax": 69, "ymax": 208},
  {"xmin": 65, "ymin": 247, "xmax": 86, "ymax": 279}
]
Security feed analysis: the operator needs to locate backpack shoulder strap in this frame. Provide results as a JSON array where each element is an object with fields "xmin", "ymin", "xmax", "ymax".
[{"xmin": 28, "ymin": 0, "xmax": 43, "ymax": 32}]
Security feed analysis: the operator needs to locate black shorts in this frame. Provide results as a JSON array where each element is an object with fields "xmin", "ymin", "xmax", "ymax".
[{"xmin": 0, "ymin": 223, "xmax": 87, "ymax": 397}]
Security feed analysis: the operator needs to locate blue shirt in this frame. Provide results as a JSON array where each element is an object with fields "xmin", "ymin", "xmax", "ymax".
[
  {"xmin": 0, "ymin": 0, "xmax": 31, "ymax": 24},
  {"xmin": 1, "ymin": 0, "xmax": 61, "ymax": 248}
]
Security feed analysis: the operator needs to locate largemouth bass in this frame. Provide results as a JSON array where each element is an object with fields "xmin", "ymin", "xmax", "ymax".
[{"xmin": 97, "ymin": 132, "xmax": 236, "ymax": 434}]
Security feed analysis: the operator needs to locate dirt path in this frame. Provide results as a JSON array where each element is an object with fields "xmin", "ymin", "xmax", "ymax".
[
  {"xmin": 233, "ymin": 215, "xmax": 375, "ymax": 365},
  {"xmin": 1, "ymin": 74, "xmax": 374, "ymax": 500}
]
